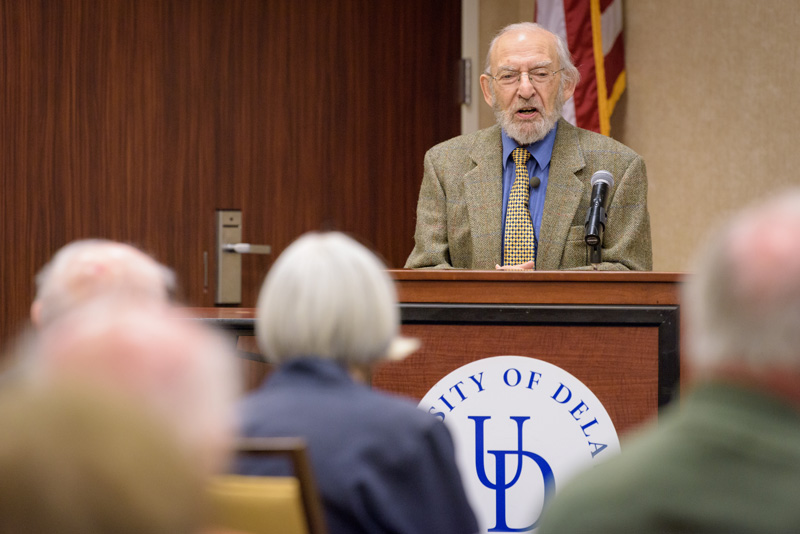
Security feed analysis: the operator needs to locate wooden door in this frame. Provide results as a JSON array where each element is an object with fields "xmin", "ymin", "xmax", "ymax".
[{"xmin": 0, "ymin": 0, "xmax": 461, "ymax": 347}]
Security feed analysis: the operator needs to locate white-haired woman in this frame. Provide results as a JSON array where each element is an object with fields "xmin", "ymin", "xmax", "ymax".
[{"xmin": 236, "ymin": 232, "xmax": 478, "ymax": 534}]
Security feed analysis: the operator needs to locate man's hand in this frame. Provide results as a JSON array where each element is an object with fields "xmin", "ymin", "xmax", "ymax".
[{"xmin": 494, "ymin": 261, "xmax": 535, "ymax": 271}]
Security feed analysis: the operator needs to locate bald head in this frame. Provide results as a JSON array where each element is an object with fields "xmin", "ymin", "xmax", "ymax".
[
  {"xmin": 684, "ymin": 190, "xmax": 800, "ymax": 374},
  {"xmin": 480, "ymin": 22, "xmax": 580, "ymax": 145},
  {"xmin": 32, "ymin": 240, "xmax": 175, "ymax": 327},
  {"xmin": 484, "ymin": 22, "xmax": 580, "ymax": 89},
  {"xmin": 31, "ymin": 301, "xmax": 240, "ymax": 476}
]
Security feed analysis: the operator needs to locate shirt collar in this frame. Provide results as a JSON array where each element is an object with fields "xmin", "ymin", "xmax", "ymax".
[
  {"xmin": 267, "ymin": 357, "xmax": 356, "ymax": 388},
  {"xmin": 501, "ymin": 121, "xmax": 559, "ymax": 171}
]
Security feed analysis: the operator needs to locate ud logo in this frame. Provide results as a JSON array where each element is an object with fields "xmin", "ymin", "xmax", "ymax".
[
  {"xmin": 419, "ymin": 356, "xmax": 620, "ymax": 533},
  {"xmin": 471, "ymin": 416, "xmax": 555, "ymax": 532}
]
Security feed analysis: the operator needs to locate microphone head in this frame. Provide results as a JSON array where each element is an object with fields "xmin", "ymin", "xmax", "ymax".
[
  {"xmin": 590, "ymin": 170, "xmax": 614, "ymax": 189},
  {"xmin": 530, "ymin": 176, "xmax": 541, "ymax": 188}
]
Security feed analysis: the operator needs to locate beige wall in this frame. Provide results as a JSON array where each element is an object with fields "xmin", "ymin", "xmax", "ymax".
[{"xmin": 476, "ymin": 0, "xmax": 800, "ymax": 271}]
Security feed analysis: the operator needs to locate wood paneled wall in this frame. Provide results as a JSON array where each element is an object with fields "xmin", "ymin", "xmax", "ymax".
[{"xmin": 0, "ymin": 0, "xmax": 461, "ymax": 345}]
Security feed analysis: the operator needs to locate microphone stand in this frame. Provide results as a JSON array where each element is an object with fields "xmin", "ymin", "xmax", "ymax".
[
  {"xmin": 584, "ymin": 205, "xmax": 607, "ymax": 265},
  {"xmin": 584, "ymin": 170, "xmax": 614, "ymax": 267},
  {"xmin": 588, "ymin": 242, "xmax": 602, "ymax": 264}
]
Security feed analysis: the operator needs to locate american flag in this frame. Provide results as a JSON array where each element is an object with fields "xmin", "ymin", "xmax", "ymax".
[{"xmin": 536, "ymin": 0, "xmax": 626, "ymax": 136}]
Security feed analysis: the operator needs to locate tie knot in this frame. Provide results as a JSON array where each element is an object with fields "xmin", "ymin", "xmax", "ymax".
[{"xmin": 512, "ymin": 147, "xmax": 531, "ymax": 167}]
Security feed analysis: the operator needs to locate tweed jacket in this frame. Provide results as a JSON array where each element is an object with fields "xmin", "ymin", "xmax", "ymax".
[{"xmin": 405, "ymin": 120, "xmax": 652, "ymax": 270}]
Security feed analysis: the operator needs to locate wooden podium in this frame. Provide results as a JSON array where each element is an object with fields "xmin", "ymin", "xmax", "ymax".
[
  {"xmin": 195, "ymin": 270, "xmax": 682, "ymax": 436},
  {"xmin": 376, "ymin": 270, "xmax": 682, "ymax": 436}
]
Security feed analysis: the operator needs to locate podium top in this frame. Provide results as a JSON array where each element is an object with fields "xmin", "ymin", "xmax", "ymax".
[
  {"xmin": 190, "ymin": 271, "xmax": 683, "ymax": 320},
  {"xmin": 389, "ymin": 269, "xmax": 683, "ymax": 306}
]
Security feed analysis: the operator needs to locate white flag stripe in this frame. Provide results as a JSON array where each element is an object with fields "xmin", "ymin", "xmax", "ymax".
[
  {"xmin": 536, "ymin": 0, "xmax": 577, "ymax": 126},
  {"xmin": 535, "ymin": 0, "xmax": 566, "ymax": 37},
  {"xmin": 601, "ymin": 0, "xmax": 624, "ymax": 55}
]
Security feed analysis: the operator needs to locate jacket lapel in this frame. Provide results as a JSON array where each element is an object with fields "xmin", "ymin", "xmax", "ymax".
[
  {"xmin": 538, "ymin": 119, "xmax": 585, "ymax": 270},
  {"xmin": 464, "ymin": 125, "xmax": 503, "ymax": 268}
]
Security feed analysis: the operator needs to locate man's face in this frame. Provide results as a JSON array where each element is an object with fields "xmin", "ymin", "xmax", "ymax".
[{"xmin": 480, "ymin": 29, "xmax": 575, "ymax": 145}]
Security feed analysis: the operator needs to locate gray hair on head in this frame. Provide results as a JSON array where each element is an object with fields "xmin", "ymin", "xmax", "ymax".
[
  {"xmin": 256, "ymin": 232, "xmax": 399, "ymax": 365},
  {"xmin": 683, "ymin": 189, "xmax": 800, "ymax": 374},
  {"xmin": 32, "ymin": 239, "xmax": 176, "ymax": 327},
  {"xmin": 484, "ymin": 22, "xmax": 581, "ymax": 90}
]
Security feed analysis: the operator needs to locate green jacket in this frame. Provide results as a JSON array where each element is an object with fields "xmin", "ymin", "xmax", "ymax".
[{"xmin": 539, "ymin": 382, "xmax": 800, "ymax": 533}]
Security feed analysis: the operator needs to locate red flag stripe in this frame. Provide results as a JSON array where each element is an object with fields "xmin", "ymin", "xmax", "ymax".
[
  {"xmin": 562, "ymin": 0, "xmax": 598, "ymax": 132},
  {"xmin": 604, "ymin": 34, "xmax": 625, "ymax": 101}
]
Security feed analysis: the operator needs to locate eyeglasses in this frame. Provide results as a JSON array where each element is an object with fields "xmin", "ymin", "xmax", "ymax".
[{"xmin": 488, "ymin": 67, "xmax": 565, "ymax": 87}]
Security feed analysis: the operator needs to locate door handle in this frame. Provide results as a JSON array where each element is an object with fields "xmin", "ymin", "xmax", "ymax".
[
  {"xmin": 222, "ymin": 243, "xmax": 272, "ymax": 255},
  {"xmin": 216, "ymin": 210, "xmax": 271, "ymax": 305}
]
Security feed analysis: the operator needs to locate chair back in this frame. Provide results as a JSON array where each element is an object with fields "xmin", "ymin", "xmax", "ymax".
[{"xmin": 208, "ymin": 437, "xmax": 327, "ymax": 534}]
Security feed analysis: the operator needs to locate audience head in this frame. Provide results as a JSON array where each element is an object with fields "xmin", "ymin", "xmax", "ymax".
[
  {"xmin": 481, "ymin": 22, "xmax": 580, "ymax": 145},
  {"xmin": 0, "ymin": 385, "xmax": 204, "ymax": 534},
  {"xmin": 256, "ymin": 232, "xmax": 416, "ymax": 367},
  {"xmin": 31, "ymin": 239, "xmax": 176, "ymax": 328},
  {"xmin": 29, "ymin": 300, "xmax": 240, "ymax": 476},
  {"xmin": 683, "ymin": 189, "xmax": 800, "ymax": 377}
]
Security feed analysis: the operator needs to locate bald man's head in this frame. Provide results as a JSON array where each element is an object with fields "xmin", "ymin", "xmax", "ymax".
[
  {"xmin": 32, "ymin": 240, "xmax": 175, "ymax": 327},
  {"xmin": 684, "ymin": 189, "xmax": 800, "ymax": 375}
]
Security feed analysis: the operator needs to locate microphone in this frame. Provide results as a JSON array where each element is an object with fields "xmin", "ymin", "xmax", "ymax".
[{"xmin": 584, "ymin": 170, "xmax": 615, "ymax": 247}]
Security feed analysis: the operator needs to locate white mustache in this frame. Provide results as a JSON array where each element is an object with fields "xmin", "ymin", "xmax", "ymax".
[{"xmin": 512, "ymin": 100, "xmax": 541, "ymax": 113}]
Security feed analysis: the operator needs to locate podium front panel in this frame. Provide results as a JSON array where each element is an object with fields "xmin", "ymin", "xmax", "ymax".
[{"xmin": 373, "ymin": 302, "xmax": 679, "ymax": 436}]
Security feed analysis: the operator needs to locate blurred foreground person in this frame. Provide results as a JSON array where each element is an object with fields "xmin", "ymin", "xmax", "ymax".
[
  {"xmin": 2, "ymin": 239, "xmax": 176, "ymax": 386},
  {"xmin": 538, "ymin": 190, "xmax": 800, "ymax": 533},
  {"xmin": 0, "ymin": 385, "xmax": 204, "ymax": 534},
  {"xmin": 236, "ymin": 232, "xmax": 478, "ymax": 534},
  {"xmin": 30, "ymin": 300, "xmax": 240, "ymax": 477},
  {"xmin": 31, "ymin": 239, "xmax": 175, "ymax": 328}
]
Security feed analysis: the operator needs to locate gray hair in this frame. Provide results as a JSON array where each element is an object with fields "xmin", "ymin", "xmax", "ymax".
[
  {"xmin": 256, "ymin": 232, "xmax": 399, "ymax": 365},
  {"xmin": 33, "ymin": 239, "xmax": 176, "ymax": 327},
  {"xmin": 484, "ymin": 22, "xmax": 581, "ymax": 90},
  {"xmin": 683, "ymin": 189, "xmax": 800, "ymax": 373}
]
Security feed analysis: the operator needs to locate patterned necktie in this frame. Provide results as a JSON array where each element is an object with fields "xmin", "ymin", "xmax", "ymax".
[{"xmin": 503, "ymin": 147, "xmax": 537, "ymax": 267}]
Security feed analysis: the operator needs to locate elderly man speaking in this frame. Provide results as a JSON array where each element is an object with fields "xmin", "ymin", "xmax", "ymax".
[{"xmin": 406, "ymin": 22, "xmax": 651, "ymax": 271}]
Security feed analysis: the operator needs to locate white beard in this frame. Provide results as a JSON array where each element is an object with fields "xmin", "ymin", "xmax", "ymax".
[{"xmin": 493, "ymin": 87, "xmax": 564, "ymax": 145}]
